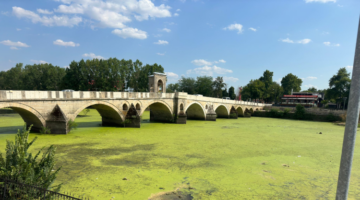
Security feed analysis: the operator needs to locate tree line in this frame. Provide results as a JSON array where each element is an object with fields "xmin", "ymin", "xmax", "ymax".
[
  {"xmin": 166, "ymin": 76, "xmax": 237, "ymax": 99},
  {"xmin": 240, "ymin": 68, "xmax": 351, "ymax": 104},
  {"xmin": 0, "ymin": 58, "xmax": 164, "ymax": 91}
]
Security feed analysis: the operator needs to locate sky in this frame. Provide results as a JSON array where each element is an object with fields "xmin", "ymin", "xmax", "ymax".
[{"xmin": 0, "ymin": 0, "xmax": 360, "ymax": 90}]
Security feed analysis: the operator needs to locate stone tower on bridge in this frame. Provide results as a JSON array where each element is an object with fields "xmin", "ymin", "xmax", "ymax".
[{"xmin": 148, "ymin": 72, "xmax": 166, "ymax": 93}]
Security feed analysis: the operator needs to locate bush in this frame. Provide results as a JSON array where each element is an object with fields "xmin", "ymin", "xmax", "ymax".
[
  {"xmin": 230, "ymin": 113, "xmax": 237, "ymax": 118},
  {"xmin": 294, "ymin": 104, "xmax": 306, "ymax": 120},
  {"xmin": 0, "ymin": 125, "xmax": 61, "ymax": 198},
  {"xmin": 326, "ymin": 113, "xmax": 338, "ymax": 122},
  {"xmin": 82, "ymin": 108, "xmax": 90, "ymax": 116},
  {"xmin": 244, "ymin": 112, "xmax": 251, "ymax": 117},
  {"xmin": 67, "ymin": 119, "xmax": 78, "ymax": 132},
  {"xmin": 40, "ymin": 126, "xmax": 51, "ymax": 134},
  {"xmin": 340, "ymin": 112, "xmax": 346, "ymax": 122},
  {"xmin": 283, "ymin": 108, "xmax": 290, "ymax": 115},
  {"xmin": 268, "ymin": 108, "xmax": 284, "ymax": 118}
]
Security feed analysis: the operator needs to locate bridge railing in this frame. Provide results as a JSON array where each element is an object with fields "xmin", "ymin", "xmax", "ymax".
[{"xmin": 185, "ymin": 94, "xmax": 271, "ymax": 107}]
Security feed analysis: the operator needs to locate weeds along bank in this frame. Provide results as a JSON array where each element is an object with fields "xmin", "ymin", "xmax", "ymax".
[{"xmin": 254, "ymin": 105, "xmax": 345, "ymax": 122}]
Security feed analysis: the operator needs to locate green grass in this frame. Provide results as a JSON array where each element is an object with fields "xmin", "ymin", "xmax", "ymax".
[{"xmin": 0, "ymin": 109, "xmax": 359, "ymax": 199}]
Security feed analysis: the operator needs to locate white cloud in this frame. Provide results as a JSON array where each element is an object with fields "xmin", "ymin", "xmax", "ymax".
[
  {"xmin": 176, "ymin": 9, "xmax": 181, "ymax": 12},
  {"xmin": 281, "ymin": 38, "xmax": 311, "ymax": 44},
  {"xmin": 224, "ymin": 76, "xmax": 239, "ymax": 83},
  {"xmin": 249, "ymin": 27, "xmax": 257, "ymax": 32},
  {"xmin": 64, "ymin": 66, "xmax": 69, "ymax": 68},
  {"xmin": 346, "ymin": 66, "xmax": 353, "ymax": 70},
  {"xmin": 165, "ymin": 72, "xmax": 179, "ymax": 83},
  {"xmin": 324, "ymin": 41, "xmax": 340, "ymax": 47},
  {"xmin": 30, "ymin": 59, "xmax": 48, "ymax": 64},
  {"xmin": 153, "ymin": 34, "xmax": 162, "ymax": 37},
  {"xmin": 112, "ymin": 28, "xmax": 147, "ymax": 39},
  {"xmin": 157, "ymin": 52, "xmax": 165, "ymax": 56},
  {"xmin": 83, "ymin": 53, "xmax": 105, "ymax": 59},
  {"xmin": 53, "ymin": 39, "xmax": 80, "ymax": 47},
  {"xmin": 302, "ymin": 76, "xmax": 317, "ymax": 80},
  {"xmin": 174, "ymin": 13, "xmax": 179, "ymax": 16},
  {"xmin": 162, "ymin": 28, "xmax": 171, "ymax": 32},
  {"xmin": 0, "ymin": 40, "xmax": 30, "ymax": 50},
  {"xmin": 275, "ymin": 78, "xmax": 281, "ymax": 84},
  {"xmin": 154, "ymin": 40, "xmax": 168, "ymax": 45},
  {"xmin": 191, "ymin": 59, "xmax": 212, "ymax": 66},
  {"xmin": 187, "ymin": 65, "xmax": 232, "ymax": 76},
  {"xmin": 305, "ymin": 0, "xmax": 336, "ymax": 3},
  {"xmin": 37, "ymin": 8, "xmax": 53, "ymax": 14},
  {"xmin": 16, "ymin": 28, "xmax": 21, "ymax": 31},
  {"xmin": 218, "ymin": 59, "xmax": 226, "ymax": 63},
  {"xmin": 298, "ymin": 39, "xmax": 311, "ymax": 44},
  {"xmin": 13, "ymin": 6, "xmax": 82, "ymax": 27},
  {"xmin": 223, "ymin": 23, "xmax": 243, "ymax": 34},
  {"xmin": 304, "ymin": 84, "xmax": 318, "ymax": 89}
]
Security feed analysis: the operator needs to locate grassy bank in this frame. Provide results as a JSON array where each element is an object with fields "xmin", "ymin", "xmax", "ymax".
[{"xmin": 0, "ymin": 110, "xmax": 359, "ymax": 199}]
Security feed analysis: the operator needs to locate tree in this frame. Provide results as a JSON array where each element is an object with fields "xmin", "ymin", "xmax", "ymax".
[
  {"xmin": 281, "ymin": 73, "xmax": 302, "ymax": 95},
  {"xmin": 229, "ymin": 86, "xmax": 236, "ymax": 99},
  {"xmin": 212, "ymin": 76, "xmax": 227, "ymax": 98},
  {"xmin": 241, "ymin": 79, "xmax": 266, "ymax": 100},
  {"xmin": 179, "ymin": 77, "xmax": 196, "ymax": 94},
  {"xmin": 259, "ymin": 70, "xmax": 274, "ymax": 101},
  {"xmin": 0, "ymin": 125, "xmax": 61, "ymax": 198},
  {"xmin": 166, "ymin": 83, "xmax": 180, "ymax": 93},
  {"xmin": 267, "ymin": 82, "xmax": 283, "ymax": 103},
  {"xmin": 326, "ymin": 67, "xmax": 351, "ymax": 106},
  {"xmin": 222, "ymin": 88, "xmax": 229, "ymax": 98},
  {"xmin": 195, "ymin": 76, "xmax": 213, "ymax": 96}
]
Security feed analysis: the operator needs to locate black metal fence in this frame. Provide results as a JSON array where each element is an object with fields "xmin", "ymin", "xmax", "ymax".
[{"xmin": 0, "ymin": 179, "xmax": 88, "ymax": 200}]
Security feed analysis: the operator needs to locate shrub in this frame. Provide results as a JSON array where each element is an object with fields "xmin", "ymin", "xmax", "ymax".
[
  {"xmin": 244, "ymin": 112, "xmax": 251, "ymax": 117},
  {"xmin": 268, "ymin": 108, "xmax": 284, "ymax": 118},
  {"xmin": 283, "ymin": 108, "xmax": 290, "ymax": 115},
  {"xmin": 294, "ymin": 104, "xmax": 306, "ymax": 120},
  {"xmin": 82, "ymin": 108, "xmax": 90, "ymax": 116},
  {"xmin": 340, "ymin": 112, "xmax": 346, "ymax": 122},
  {"xmin": 326, "ymin": 113, "xmax": 338, "ymax": 122},
  {"xmin": 67, "ymin": 119, "xmax": 78, "ymax": 132},
  {"xmin": 0, "ymin": 125, "xmax": 61, "ymax": 198},
  {"xmin": 40, "ymin": 126, "xmax": 51, "ymax": 134},
  {"xmin": 230, "ymin": 113, "xmax": 237, "ymax": 118}
]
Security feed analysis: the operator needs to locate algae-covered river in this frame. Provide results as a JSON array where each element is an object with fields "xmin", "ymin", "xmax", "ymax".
[{"xmin": 0, "ymin": 109, "xmax": 359, "ymax": 199}]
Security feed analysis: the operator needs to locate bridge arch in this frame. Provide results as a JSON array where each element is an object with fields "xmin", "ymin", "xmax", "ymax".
[
  {"xmin": 0, "ymin": 103, "xmax": 46, "ymax": 131},
  {"xmin": 236, "ymin": 106, "xmax": 244, "ymax": 117},
  {"xmin": 140, "ymin": 100, "xmax": 173, "ymax": 123},
  {"xmin": 214, "ymin": 104, "xmax": 229, "ymax": 118},
  {"xmin": 184, "ymin": 102, "xmax": 206, "ymax": 120},
  {"xmin": 72, "ymin": 101, "xmax": 124, "ymax": 126}
]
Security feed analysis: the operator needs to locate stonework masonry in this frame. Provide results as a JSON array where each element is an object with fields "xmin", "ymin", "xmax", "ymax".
[{"xmin": 0, "ymin": 90, "xmax": 271, "ymax": 134}]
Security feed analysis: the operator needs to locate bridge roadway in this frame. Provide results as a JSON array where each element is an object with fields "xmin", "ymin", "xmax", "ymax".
[{"xmin": 0, "ymin": 90, "xmax": 271, "ymax": 134}]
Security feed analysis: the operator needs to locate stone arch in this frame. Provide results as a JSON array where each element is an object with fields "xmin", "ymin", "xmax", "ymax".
[
  {"xmin": 214, "ymin": 104, "xmax": 229, "ymax": 118},
  {"xmin": 184, "ymin": 102, "xmax": 206, "ymax": 120},
  {"xmin": 157, "ymin": 79, "xmax": 164, "ymax": 93},
  {"xmin": 140, "ymin": 100, "xmax": 173, "ymax": 116},
  {"xmin": 205, "ymin": 104, "xmax": 208, "ymax": 109},
  {"xmin": 236, "ymin": 106, "xmax": 244, "ymax": 117},
  {"xmin": 123, "ymin": 103, "xmax": 129, "ymax": 111},
  {"xmin": 136, "ymin": 103, "xmax": 141, "ymax": 110},
  {"xmin": 72, "ymin": 101, "xmax": 124, "ymax": 126},
  {"xmin": 141, "ymin": 100, "xmax": 173, "ymax": 123},
  {"xmin": 0, "ymin": 103, "xmax": 46, "ymax": 132}
]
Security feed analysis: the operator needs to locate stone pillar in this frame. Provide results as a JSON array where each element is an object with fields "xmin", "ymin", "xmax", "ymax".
[
  {"xmin": 46, "ymin": 105, "xmax": 69, "ymax": 134},
  {"xmin": 124, "ymin": 104, "xmax": 141, "ymax": 128},
  {"xmin": 176, "ymin": 111, "xmax": 187, "ymax": 124},
  {"xmin": 229, "ymin": 107, "xmax": 238, "ymax": 119},
  {"xmin": 206, "ymin": 105, "xmax": 217, "ymax": 121}
]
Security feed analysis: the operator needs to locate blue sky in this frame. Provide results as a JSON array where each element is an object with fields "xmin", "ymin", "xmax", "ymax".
[{"xmin": 0, "ymin": 0, "xmax": 359, "ymax": 90}]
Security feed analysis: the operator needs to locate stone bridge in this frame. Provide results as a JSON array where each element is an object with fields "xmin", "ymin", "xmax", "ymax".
[{"xmin": 0, "ymin": 90, "xmax": 271, "ymax": 134}]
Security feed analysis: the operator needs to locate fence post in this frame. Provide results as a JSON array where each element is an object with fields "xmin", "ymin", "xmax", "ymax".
[{"xmin": 335, "ymin": 16, "xmax": 360, "ymax": 200}]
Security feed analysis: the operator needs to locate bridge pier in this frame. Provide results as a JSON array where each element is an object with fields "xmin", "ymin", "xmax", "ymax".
[
  {"xmin": 206, "ymin": 105, "xmax": 216, "ymax": 121},
  {"xmin": 123, "ymin": 104, "xmax": 141, "ymax": 128},
  {"xmin": 229, "ymin": 107, "xmax": 238, "ymax": 119}
]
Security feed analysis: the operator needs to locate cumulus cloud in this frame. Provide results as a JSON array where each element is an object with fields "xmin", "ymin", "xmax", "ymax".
[
  {"xmin": 30, "ymin": 59, "xmax": 48, "ymax": 64},
  {"xmin": 83, "ymin": 53, "xmax": 105, "ymax": 59},
  {"xmin": 224, "ymin": 76, "xmax": 239, "ymax": 83},
  {"xmin": 346, "ymin": 66, "xmax": 353, "ymax": 70},
  {"xmin": 324, "ymin": 41, "xmax": 340, "ymax": 47},
  {"xmin": 302, "ymin": 76, "xmax": 317, "ymax": 80},
  {"xmin": 223, "ymin": 23, "xmax": 243, "ymax": 34},
  {"xmin": 37, "ymin": 8, "xmax": 53, "ymax": 14},
  {"xmin": 218, "ymin": 59, "xmax": 226, "ymax": 63},
  {"xmin": 275, "ymin": 78, "xmax": 282, "ymax": 84},
  {"xmin": 165, "ymin": 72, "xmax": 179, "ymax": 83},
  {"xmin": 281, "ymin": 38, "xmax": 311, "ymax": 44},
  {"xmin": 191, "ymin": 59, "xmax": 212, "ymax": 66},
  {"xmin": 187, "ymin": 65, "xmax": 233, "ymax": 76},
  {"xmin": 174, "ymin": 13, "xmax": 179, "ymax": 16},
  {"xmin": 249, "ymin": 27, "xmax": 257, "ymax": 32},
  {"xmin": 12, "ymin": 6, "xmax": 82, "ymax": 27},
  {"xmin": 157, "ymin": 52, "xmax": 165, "ymax": 56},
  {"xmin": 112, "ymin": 28, "xmax": 147, "ymax": 39},
  {"xmin": 154, "ymin": 40, "xmax": 168, "ymax": 45},
  {"xmin": 53, "ymin": 39, "xmax": 80, "ymax": 47},
  {"xmin": 305, "ymin": 0, "xmax": 336, "ymax": 3},
  {"xmin": 16, "ymin": 28, "xmax": 21, "ymax": 31},
  {"xmin": 0, "ymin": 40, "xmax": 30, "ymax": 49},
  {"xmin": 162, "ymin": 28, "xmax": 171, "ymax": 32},
  {"xmin": 176, "ymin": 9, "xmax": 181, "ymax": 12}
]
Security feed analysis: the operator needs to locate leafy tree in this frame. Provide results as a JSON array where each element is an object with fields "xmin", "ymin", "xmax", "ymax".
[
  {"xmin": 179, "ymin": 77, "xmax": 196, "ymax": 94},
  {"xmin": 195, "ymin": 76, "xmax": 213, "ymax": 96},
  {"xmin": 166, "ymin": 83, "xmax": 180, "ymax": 93},
  {"xmin": 0, "ymin": 125, "xmax": 61, "ymax": 198},
  {"xmin": 222, "ymin": 88, "xmax": 229, "ymax": 98},
  {"xmin": 229, "ymin": 86, "xmax": 236, "ymax": 99},
  {"xmin": 267, "ymin": 82, "xmax": 283, "ymax": 103},
  {"xmin": 3, "ymin": 63, "xmax": 24, "ymax": 90},
  {"xmin": 307, "ymin": 87, "xmax": 318, "ymax": 93},
  {"xmin": 23, "ymin": 63, "xmax": 66, "ymax": 90},
  {"xmin": 138, "ymin": 63, "xmax": 164, "ymax": 92},
  {"xmin": 241, "ymin": 79, "xmax": 266, "ymax": 100},
  {"xmin": 281, "ymin": 73, "xmax": 302, "ymax": 95},
  {"xmin": 212, "ymin": 76, "xmax": 227, "ymax": 98},
  {"xmin": 327, "ymin": 68, "xmax": 351, "ymax": 103}
]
